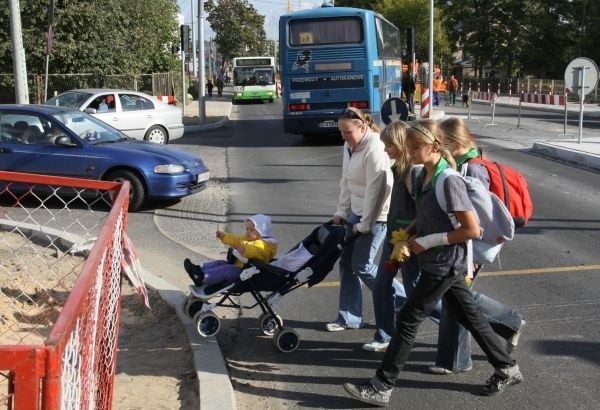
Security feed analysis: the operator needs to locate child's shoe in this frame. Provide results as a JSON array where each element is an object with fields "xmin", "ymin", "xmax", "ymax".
[{"xmin": 184, "ymin": 258, "xmax": 205, "ymax": 286}]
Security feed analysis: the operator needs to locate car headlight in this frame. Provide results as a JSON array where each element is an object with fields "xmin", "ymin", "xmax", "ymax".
[{"xmin": 154, "ymin": 164, "xmax": 185, "ymax": 174}]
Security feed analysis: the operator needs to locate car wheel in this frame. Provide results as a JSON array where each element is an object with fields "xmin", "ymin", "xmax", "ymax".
[
  {"xmin": 144, "ymin": 125, "xmax": 168, "ymax": 144},
  {"xmin": 106, "ymin": 169, "xmax": 146, "ymax": 211}
]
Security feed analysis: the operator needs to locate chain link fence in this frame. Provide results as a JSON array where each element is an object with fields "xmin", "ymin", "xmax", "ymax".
[{"xmin": 0, "ymin": 171, "xmax": 129, "ymax": 409}]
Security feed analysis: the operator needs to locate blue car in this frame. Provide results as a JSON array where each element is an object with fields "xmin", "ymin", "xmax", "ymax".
[{"xmin": 0, "ymin": 104, "xmax": 209, "ymax": 211}]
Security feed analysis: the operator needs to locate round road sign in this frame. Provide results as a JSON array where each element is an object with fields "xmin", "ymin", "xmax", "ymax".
[
  {"xmin": 564, "ymin": 57, "xmax": 599, "ymax": 96},
  {"xmin": 381, "ymin": 98, "xmax": 409, "ymax": 125}
]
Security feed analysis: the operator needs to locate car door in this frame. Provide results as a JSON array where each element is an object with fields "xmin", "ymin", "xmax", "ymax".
[
  {"xmin": 0, "ymin": 112, "xmax": 88, "ymax": 179},
  {"xmin": 111, "ymin": 92, "xmax": 156, "ymax": 140}
]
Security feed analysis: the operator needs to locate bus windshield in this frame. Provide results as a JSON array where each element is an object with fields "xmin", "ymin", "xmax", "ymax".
[{"xmin": 234, "ymin": 67, "xmax": 274, "ymax": 86}]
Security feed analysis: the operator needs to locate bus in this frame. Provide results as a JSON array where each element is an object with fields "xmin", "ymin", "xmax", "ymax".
[
  {"xmin": 231, "ymin": 56, "xmax": 277, "ymax": 104},
  {"xmin": 279, "ymin": 4, "xmax": 403, "ymax": 137}
]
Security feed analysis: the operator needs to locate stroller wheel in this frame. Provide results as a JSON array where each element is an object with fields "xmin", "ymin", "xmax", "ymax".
[
  {"xmin": 274, "ymin": 328, "xmax": 300, "ymax": 353},
  {"xmin": 183, "ymin": 297, "xmax": 204, "ymax": 319},
  {"xmin": 193, "ymin": 311, "xmax": 221, "ymax": 337},
  {"xmin": 259, "ymin": 313, "xmax": 283, "ymax": 336}
]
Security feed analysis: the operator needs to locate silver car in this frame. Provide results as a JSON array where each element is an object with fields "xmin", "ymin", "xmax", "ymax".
[{"xmin": 44, "ymin": 89, "xmax": 184, "ymax": 144}]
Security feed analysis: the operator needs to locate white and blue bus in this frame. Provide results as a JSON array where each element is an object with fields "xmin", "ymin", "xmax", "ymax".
[
  {"xmin": 232, "ymin": 56, "xmax": 277, "ymax": 104},
  {"xmin": 279, "ymin": 4, "xmax": 403, "ymax": 137}
]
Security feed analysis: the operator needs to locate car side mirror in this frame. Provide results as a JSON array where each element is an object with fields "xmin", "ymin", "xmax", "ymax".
[
  {"xmin": 55, "ymin": 135, "xmax": 78, "ymax": 147},
  {"xmin": 84, "ymin": 108, "xmax": 97, "ymax": 114}
]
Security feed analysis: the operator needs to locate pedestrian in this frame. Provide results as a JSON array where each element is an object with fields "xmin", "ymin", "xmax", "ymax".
[
  {"xmin": 365, "ymin": 120, "xmax": 441, "ymax": 352},
  {"xmin": 183, "ymin": 214, "xmax": 277, "ymax": 287},
  {"xmin": 206, "ymin": 79, "xmax": 214, "ymax": 98},
  {"xmin": 401, "ymin": 72, "xmax": 416, "ymax": 114},
  {"xmin": 428, "ymin": 117, "xmax": 526, "ymax": 374},
  {"xmin": 326, "ymin": 107, "xmax": 392, "ymax": 333},
  {"xmin": 216, "ymin": 77, "xmax": 224, "ymax": 97},
  {"xmin": 343, "ymin": 119, "xmax": 523, "ymax": 407},
  {"xmin": 433, "ymin": 74, "xmax": 442, "ymax": 107},
  {"xmin": 448, "ymin": 75, "xmax": 459, "ymax": 106}
]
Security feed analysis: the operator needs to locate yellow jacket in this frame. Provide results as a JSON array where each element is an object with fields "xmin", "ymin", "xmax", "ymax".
[{"xmin": 221, "ymin": 233, "xmax": 278, "ymax": 268}]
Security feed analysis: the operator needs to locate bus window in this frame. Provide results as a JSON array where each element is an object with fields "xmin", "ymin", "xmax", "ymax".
[
  {"xmin": 290, "ymin": 17, "xmax": 363, "ymax": 45},
  {"xmin": 376, "ymin": 17, "xmax": 402, "ymax": 57}
]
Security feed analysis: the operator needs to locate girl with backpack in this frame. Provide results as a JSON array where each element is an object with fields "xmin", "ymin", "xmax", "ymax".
[
  {"xmin": 429, "ymin": 117, "xmax": 526, "ymax": 375},
  {"xmin": 343, "ymin": 119, "xmax": 522, "ymax": 406}
]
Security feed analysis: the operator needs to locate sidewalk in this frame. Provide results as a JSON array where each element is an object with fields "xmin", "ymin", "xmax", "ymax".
[{"xmin": 152, "ymin": 94, "xmax": 600, "ymax": 409}]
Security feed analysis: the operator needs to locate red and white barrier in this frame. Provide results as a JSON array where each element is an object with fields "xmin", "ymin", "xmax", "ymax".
[
  {"xmin": 520, "ymin": 93, "xmax": 565, "ymax": 106},
  {"xmin": 471, "ymin": 92, "xmax": 494, "ymax": 101},
  {"xmin": 420, "ymin": 87, "xmax": 430, "ymax": 118},
  {"xmin": 156, "ymin": 95, "xmax": 176, "ymax": 104}
]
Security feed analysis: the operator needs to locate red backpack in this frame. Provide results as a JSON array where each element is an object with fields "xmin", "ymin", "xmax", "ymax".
[{"xmin": 467, "ymin": 155, "xmax": 533, "ymax": 228}]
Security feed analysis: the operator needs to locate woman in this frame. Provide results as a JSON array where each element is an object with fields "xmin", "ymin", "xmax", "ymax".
[{"xmin": 326, "ymin": 107, "xmax": 392, "ymax": 332}]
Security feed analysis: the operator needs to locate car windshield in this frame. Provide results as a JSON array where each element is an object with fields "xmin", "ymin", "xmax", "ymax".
[
  {"xmin": 45, "ymin": 91, "xmax": 93, "ymax": 108},
  {"xmin": 50, "ymin": 110, "xmax": 127, "ymax": 144}
]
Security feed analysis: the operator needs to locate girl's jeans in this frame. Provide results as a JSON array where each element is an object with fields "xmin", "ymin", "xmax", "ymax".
[
  {"xmin": 201, "ymin": 260, "xmax": 242, "ymax": 287},
  {"xmin": 373, "ymin": 242, "xmax": 442, "ymax": 343},
  {"xmin": 335, "ymin": 212, "xmax": 387, "ymax": 328},
  {"xmin": 376, "ymin": 271, "xmax": 515, "ymax": 389}
]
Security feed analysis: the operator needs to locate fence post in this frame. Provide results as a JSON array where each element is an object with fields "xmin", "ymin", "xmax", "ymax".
[{"xmin": 484, "ymin": 93, "xmax": 497, "ymax": 127}]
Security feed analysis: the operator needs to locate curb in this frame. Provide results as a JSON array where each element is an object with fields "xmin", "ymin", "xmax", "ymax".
[
  {"xmin": 184, "ymin": 115, "xmax": 230, "ymax": 134},
  {"xmin": 143, "ymin": 270, "xmax": 237, "ymax": 410}
]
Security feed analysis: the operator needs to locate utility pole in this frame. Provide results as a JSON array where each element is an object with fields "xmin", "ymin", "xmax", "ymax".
[
  {"xmin": 190, "ymin": 0, "xmax": 197, "ymax": 76},
  {"xmin": 8, "ymin": 0, "xmax": 29, "ymax": 103},
  {"xmin": 197, "ymin": 0, "xmax": 206, "ymax": 123}
]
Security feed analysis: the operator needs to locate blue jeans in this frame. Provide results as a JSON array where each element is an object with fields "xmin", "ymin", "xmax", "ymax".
[
  {"xmin": 376, "ymin": 271, "xmax": 515, "ymax": 388},
  {"xmin": 334, "ymin": 212, "xmax": 387, "ymax": 328},
  {"xmin": 435, "ymin": 277, "xmax": 524, "ymax": 370},
  {"xmin": 373, "ymin": 241, "xmax": 442, "ymax": 343}
]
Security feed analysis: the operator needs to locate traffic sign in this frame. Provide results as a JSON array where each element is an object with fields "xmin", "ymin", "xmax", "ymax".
[
  {"xmin": 381, "ymin": 97, "xmax": 408, "ymax": 125},
  {"xmin": 564, "ymin": 57, "xmax": 599, "ymax": 96}
]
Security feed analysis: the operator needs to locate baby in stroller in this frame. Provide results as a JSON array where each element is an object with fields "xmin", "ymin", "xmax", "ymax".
[
  {"xmin": 184, "ymin": 213, "xmax": 278, "ymax": 287},
  {"xmin": 182, "ymin": 221, "xmax": 348, "ymax": 352}
]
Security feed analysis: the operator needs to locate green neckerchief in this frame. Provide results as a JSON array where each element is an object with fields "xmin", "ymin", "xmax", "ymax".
[
  {"xmin": 456, "ymin": 148, "xmax": 479, "ymax": 169},
  {"xmin": 416, "ymin": 157, "xmax": 449, "ymax": 204}
]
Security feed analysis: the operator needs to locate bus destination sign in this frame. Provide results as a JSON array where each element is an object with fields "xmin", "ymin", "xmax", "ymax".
[
  {"xmin": 235, "ymin": 58, "xmax": 273, "ymax": 67},
  {"xmin": 289, "ymin": 74, "xmax": 365, "ymax": 91}
]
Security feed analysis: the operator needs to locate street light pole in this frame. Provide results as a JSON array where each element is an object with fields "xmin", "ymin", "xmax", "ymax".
[
  {"xmin": 8, "ymin": 0, "xmax": 29, "ymax": 103},
  {"xmin": 429, "ymin": 0, "xmax": 434, "ymax": 114},
  {"xmin": 197, "ymin": 0, "xmax": 206, "ymax": 124}
]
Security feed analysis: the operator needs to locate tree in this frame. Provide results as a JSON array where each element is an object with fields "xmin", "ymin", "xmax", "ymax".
[
  {"xmin": 0, "ymin": 0, "xmax": 180, "ymax": 75},
  {"xmin": 204, "ymin": 0, "xmax": 268, "ymax": 61},
  {"xmin": 376, "ymin": 0, "xmax": 452, "ymax": 72}
]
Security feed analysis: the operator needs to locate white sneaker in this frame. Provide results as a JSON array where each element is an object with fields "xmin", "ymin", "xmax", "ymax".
[
  {"xmin": 325, "ymin": 322, "xmax": 348, "ymax": 332},
  {"xmin": 429, "ymin": 365, "xmax": 473, "ymax": 375},
  {"xmin": 507, "ymin": 319, "xmax": 526, "ymax": 354},
  {"xmin": 361, "ymin": 341, "xmax": 389, "ymax": 352}
]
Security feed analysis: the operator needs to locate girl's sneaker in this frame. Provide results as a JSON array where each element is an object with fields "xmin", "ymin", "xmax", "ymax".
[
  {"xmin": 481, "ymin": 365, "xmax": 523, "ymax": 396},
  {"xmin": 343, "ymin": 378, "xmax": 392, "ymax": 407}
]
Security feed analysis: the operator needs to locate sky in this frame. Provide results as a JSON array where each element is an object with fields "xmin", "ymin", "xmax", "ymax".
[{"xmin": 177, "ymin": 0, "xmax": 321, "ymax": 40}]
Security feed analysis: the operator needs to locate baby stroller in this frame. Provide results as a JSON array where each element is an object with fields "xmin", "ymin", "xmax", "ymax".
[{"xmin": 182, "ymin": 222, "xmax": 350, "ymax": 353}]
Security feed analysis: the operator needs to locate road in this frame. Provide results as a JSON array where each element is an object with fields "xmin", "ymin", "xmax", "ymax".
[{"xmin": 132, "ymin": 98, "xmax": 600, "ymax": 408}]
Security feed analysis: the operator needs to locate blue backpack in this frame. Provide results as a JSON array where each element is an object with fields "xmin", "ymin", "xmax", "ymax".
[{"xmin": 435, "ymin": 168, "xmax": 515, "ymax": 267}]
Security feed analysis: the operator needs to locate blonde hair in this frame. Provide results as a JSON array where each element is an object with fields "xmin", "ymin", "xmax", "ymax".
[
  {"xmin": 439, "ymin": 117, "xmax": 477, "ymax": 152},
  {"xmin": 339, "ymin": 107, "xmax": 381, "ymax": 134},
  {"xmin": 380, "ymin": 121, "xmax": 411, "ymax": 179},
  {"xmin": 405, "ymin": 119, "xmax": 456, "ymax": 169}
]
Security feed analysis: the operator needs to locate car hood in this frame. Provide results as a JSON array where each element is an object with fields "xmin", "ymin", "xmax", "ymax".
[{"xmin": 94, "ymin": 140, "xmax": 208, "ymax": 171}]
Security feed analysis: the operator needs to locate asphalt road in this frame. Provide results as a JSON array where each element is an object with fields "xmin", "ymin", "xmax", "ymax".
[{"xmin": 124, "ymin": 98, "xmax": 600, "ymax": 409}]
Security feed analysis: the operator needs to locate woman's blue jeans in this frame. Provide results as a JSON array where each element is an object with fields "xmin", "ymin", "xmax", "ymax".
[
  {"xmin": 334, "ymin": 212, "xmax": 387, "ymax": 328},
  {"xmin": 373, "ymin": 241, "xmax": 442, "ymax": 343}
]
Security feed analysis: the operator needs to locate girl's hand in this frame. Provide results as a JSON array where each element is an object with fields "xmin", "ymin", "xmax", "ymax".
[
  {"xmin": 235, "ymin": 244, "xmax": 245, "ymax": 254},
  {"xmin": 216, "ymin": 230, "xmax": 225, "ymax": 239}
]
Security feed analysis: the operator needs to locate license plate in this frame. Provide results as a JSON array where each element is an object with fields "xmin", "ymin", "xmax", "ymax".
[{"xmin": 318, "ymin": 121, "xmax": 338, "ymax": 128}]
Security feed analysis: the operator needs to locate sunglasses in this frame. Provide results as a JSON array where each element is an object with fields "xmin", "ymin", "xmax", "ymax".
[{"xmin": 341, "ymin": 108, "xmax": 365, "ymax": 123}]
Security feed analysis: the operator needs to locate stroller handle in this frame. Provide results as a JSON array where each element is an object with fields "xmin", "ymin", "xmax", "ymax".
[{"xmin": 326, "ymin": 219, "xmax": 362, "ymax": 247}]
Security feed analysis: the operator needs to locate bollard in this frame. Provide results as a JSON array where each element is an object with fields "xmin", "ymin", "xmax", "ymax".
[
  {"xmin": 483, "ymin": 93, "xmax": 498, "ymax": 127},
  {"xmin": 420, "ymin": 87, "xmax": 430, "ymax": 118},
  {"xmin": 556, "ymin": 91, "xmax": 574, "ymax": 139},
  {"xmin": 508, "ymin": 92, "xmax": 530, "ymax": 132}
]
